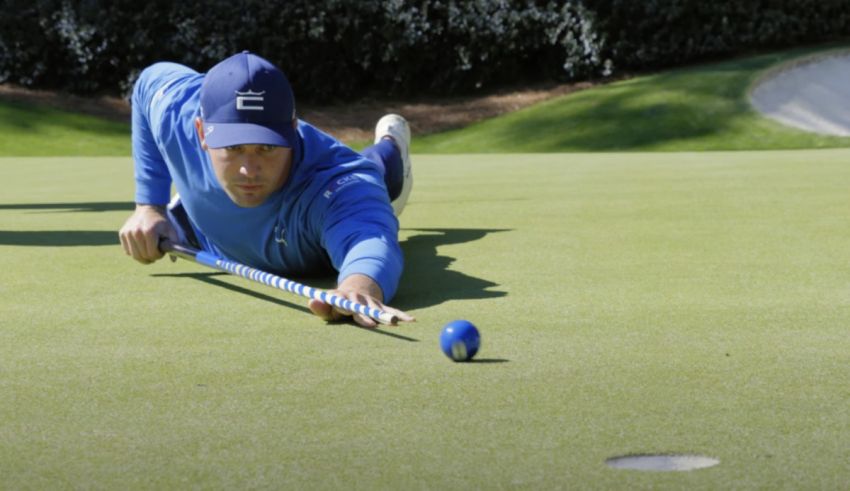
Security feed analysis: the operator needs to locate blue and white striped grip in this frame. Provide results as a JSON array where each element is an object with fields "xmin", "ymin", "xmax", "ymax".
[{"xmin": 195, "ymin": 251, "xmax": 398, "ymax": 325}]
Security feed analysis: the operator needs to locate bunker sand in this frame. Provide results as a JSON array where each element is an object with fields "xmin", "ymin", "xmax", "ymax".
[{"xmin": 750, "ymin": 51, "xmax": 850, "ymax": 136}]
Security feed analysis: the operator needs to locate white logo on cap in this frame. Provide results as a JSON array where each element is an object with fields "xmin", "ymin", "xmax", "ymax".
[{"xmin": 235, "ymin": 90, "xmax": 265, "ymax": 111}]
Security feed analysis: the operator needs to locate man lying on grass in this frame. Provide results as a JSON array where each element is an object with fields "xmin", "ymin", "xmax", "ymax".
[{"xmin": 119, "ymin": 51, "xmax": 414, "ymax": 327}]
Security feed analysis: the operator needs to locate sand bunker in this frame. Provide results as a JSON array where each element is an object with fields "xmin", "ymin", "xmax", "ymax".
[{"xmin": 750, "ymin": 52, "xmax": 850, "ymax": 136}]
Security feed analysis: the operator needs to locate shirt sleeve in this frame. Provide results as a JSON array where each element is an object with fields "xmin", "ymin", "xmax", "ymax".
[
  {"xmin": 131, "ymin": 63, "xmax": 182, "ymax": 205},
  {"xmin": 320, "ymin": 173, "xmax": 403, "ymax": 302}
]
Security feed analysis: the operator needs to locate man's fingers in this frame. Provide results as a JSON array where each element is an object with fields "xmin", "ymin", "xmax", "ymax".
[
  {"xmin": 121, "ymin": 231, "xmax": 146, "ymax": 263},
  {"xmin": 143, "ymin": 228, "xmax": 165, "ymax": 261},
  {"xmin": 352, "ymin": 311, "xmax": 378, "ymax": 328},
  {"xmin": 342, "ymin": 292, "xmax": 410, "ymax": 328},
  {"xmin": 387, "ymin": 308, "xmax": 416, "ymax": 323},
  {"xmin": 307, "ymin": 296, "xmax": 379, "ymax": 328},
  {"xmin": 308, "ymin": 298, "xmax": 344, "ymax": 322},
  {"xmin": 373, "ymin": 299, "xmax": 415, "ymax": 323},
  {"xmin": 346, "ymin": 291, "xmax": 380, "ymax": 328},
  {"xmin": 308, "ymin": 290, "xmax": 413, "ymax": 328},
  {"xmin": 307, "ymin": 298, "xmax": 329, "ymax": 320},
  {"xmin": 129, "ymin": 230, "xmax": 154, "ymax": 263},
  {"xmin": 119, "ymin": 205, "xmax": 174, "ymax": 265},
  {"xmin": 119, "ymin": 231, "xmax": 131, "ymax": 257}
]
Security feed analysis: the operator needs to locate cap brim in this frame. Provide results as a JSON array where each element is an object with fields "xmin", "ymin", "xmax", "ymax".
[{"xmin": 203, "ymin": 122, "xmax": 296, "ymax": 149}]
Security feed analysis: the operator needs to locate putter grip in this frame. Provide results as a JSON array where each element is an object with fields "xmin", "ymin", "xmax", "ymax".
[{"xmin": 159, "ymin": 239, "xmax": 399, "ymax": 325}]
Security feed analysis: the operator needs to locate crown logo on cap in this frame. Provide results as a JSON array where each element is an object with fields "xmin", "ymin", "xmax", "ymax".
[{"xmin": 235, "ymin": 90, "xmax": 266, "ymax": 111}]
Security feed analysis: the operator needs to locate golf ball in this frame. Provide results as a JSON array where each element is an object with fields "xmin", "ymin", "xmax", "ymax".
[{"xmin": 440, "ymin": 320, "xmax": 480, "ymax": 362}]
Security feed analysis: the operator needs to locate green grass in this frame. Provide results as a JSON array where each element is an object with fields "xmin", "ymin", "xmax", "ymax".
[
  {"xmin": 413, "ymin": 45, "xmax": 850, "ymax": 153},
  {"xmin": 2, "ymin": 152, "xmax": 849, "ymax": 488},
  {"xmin": 0, "ymin": 99, "xmax": 130, "ymax": 156},
  {"xmin": 4, "ymin": 45, "xmax": 850, "ymax": 156}
]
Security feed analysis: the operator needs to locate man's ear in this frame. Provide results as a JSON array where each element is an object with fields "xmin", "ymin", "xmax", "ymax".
[{"xmin": 195, "ymin": 117, "xmax": 209, "ymax": 150}]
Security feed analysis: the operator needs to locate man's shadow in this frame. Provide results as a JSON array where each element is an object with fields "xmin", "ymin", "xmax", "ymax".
[
  {"xmin": 154, "ymin": 229, "xmax": 510, "ymax": 313},
  {"xmin": 0, "ymin": 202, "xmax": 510, "ymax": 311},
  {"xmin": 0, "ymin": 202, "xmax": 509, "ymax": 350},
  {"xmin": 396, "ymin": 228, "xmax": 509, "ymax": 310},
  {"xmin": 0, "ymin": 202, "xmax": 133, "ymax": 247}
]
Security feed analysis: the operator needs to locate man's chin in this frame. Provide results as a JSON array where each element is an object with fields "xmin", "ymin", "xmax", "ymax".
[{"xmin": 227, "ymin": 191, "xmax": 268, "ymax": 208}]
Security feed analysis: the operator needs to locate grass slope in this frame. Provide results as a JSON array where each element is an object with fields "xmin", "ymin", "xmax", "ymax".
[
  {"xmin": 414, "ymin": 45, "xmax": 850, "ymax": 153},
  {"xmin": 3, "ymin": 46, "xmax": 850, "ymax": 156},
  {"xmin": 1, "ymin": 152, "xmax": 849, "ymax": 488},
  {"xmin": 0, "ymin": 99, "xmax": 129, "ymax": 156}
]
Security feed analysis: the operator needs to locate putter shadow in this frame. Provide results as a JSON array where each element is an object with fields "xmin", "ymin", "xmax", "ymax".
[
  {"xmin": 152, "ymin": 272, "xmax": 419, "ymax": 342},
  {"xmin": 151, "ymin": 272, "xmax": 311, "ymax": 313},
  {"xmin": 345, "ymin": 323, "xmax": 419, "ymax": 342}
]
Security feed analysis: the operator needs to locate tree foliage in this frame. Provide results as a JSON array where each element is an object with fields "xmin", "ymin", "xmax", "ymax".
[{"xmin": 0, "ymin": 0, "xmax": 847, "ymax": 101}]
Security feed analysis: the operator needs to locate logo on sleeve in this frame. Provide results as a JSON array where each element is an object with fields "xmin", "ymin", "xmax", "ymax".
[
  {"xmin": 323, "ymin": 175, "xmax": 362, "ymax": 199},
  {"xmin": 235, "ymin": 90, "xmax": 265, "ymax": 111},
  {"xmin": 274, "ymin": 224, "xmax": 287, "ymax": 246},
  {"xmin": 151, "ymin": 79, "xmax": 177, "ymax": 108}
]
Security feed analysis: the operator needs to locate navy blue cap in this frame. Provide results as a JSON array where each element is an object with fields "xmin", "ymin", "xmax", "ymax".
[{"xmin": 199, "ymin": 51, "xmax": 297, "ymax": 149}]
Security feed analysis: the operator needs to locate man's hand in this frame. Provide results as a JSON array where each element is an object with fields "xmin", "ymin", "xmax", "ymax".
[
  {"xmin": 118, "ymin": 204, "xmax": 179, "ymax": 264},
  {"xmin": 307, "ymin": 273, "xmax": 415, "ymax": 328}
]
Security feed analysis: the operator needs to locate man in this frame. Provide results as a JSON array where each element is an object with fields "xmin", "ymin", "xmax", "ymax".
[{"xmin": 119, "ymin": 51, "xmax": 414, "ymax": 327}]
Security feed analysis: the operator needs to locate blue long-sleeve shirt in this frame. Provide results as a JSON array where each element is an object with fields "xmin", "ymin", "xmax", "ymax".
[{"xmin": 131, "ymin": 62, "xmax": 403, "ymax": 300}]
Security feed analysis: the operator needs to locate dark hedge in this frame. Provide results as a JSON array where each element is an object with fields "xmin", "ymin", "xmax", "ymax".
[
  {"xmin": 0, "ymin": 0, "xmax": 847, "ymax": 101},
  {"xmin": 586, "ymin": 0, "xmax": 850, "ymax": 70}
]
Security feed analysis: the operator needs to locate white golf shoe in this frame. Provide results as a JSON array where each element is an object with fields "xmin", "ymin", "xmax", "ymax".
[{"xmin": 374, "ymin": 114, "xmax": 412, "ymax": 216}]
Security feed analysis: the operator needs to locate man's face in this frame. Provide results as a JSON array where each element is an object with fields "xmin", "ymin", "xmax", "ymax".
[
  {"xmin": 196, "ymin": 119, "xmax": 293, "ymax": 207},
  {"xmin": 207, "ymin": 144, "xmax": 292, "ymax": 207}
]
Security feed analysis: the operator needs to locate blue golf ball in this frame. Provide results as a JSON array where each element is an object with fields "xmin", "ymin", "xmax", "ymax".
[{"xmin": 440, "ymin": 320, "xmax": 480, "ymax": 362}]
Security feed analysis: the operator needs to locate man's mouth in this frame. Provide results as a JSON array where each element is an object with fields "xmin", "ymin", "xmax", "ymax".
[{"xmin": 236, "ymin": 183, "xmax": 263, "ymax": 191}]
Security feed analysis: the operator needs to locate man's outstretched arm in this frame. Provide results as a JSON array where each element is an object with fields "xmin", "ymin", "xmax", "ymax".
[{"xmin": 119, "ymin": 64, "xmax": 189, "ymax": 264}]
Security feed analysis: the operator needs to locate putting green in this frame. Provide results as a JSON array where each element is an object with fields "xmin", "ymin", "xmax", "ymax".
[{"xmin": 1, "ymin": 152, "xmax": 848, "ymax": 488}]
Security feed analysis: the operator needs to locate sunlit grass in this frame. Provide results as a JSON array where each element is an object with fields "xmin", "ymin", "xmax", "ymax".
[
  {"xmin": 0, "ymin": 98, "xmax": 129, "ymax": 156},
  {"xmin": 413, "ymin": 45, "xmax": 850, "ymax": 152}
]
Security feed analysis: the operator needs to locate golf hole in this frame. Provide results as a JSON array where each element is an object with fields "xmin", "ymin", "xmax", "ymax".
[{"xmin": 605, "ymin": 454, "xmax": 720, "ymax": 472}]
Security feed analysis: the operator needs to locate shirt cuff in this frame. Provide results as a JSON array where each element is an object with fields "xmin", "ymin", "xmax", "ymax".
[{"xmin": 337, "ymin": 237, "xmax": 402, "ymax": 302}]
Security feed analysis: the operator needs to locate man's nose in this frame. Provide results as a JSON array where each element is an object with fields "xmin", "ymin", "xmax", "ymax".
[{"xmin": 239, "ymin": 158, "xmax": 260, "ymax": 178}]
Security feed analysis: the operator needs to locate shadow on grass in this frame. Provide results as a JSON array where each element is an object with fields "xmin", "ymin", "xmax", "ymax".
[
  {"xmin": 147, "ymin": 228, "xmax": 509, "ymax": 340},
  {"xmin": 0, "ymin": 230, "xmax": 118, "ymax": 246},
  {"xmin": 0, "ymin": 203, "xmax": 507, "ymax": 316},
  {"xmin": 397, "ymin": 228, "xmax": 509, "ymax": 310},
  {"xmin": 0, "ymin": 202, "xmax": 129, "ymax": 246},
  {"xmin": 0, "ymin": 225, "xmax": 509, "ymax": 311},
  {"xmin": 151, "ymin": 271, "xmax": 312, "ymax": 313},
  {"xmin": 0, "ymin": 201, "xmax": 134, "ymax": 213},
  {"xmin": 151, "ymin": 271, "xmax": 419, "ymax": 342}
]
